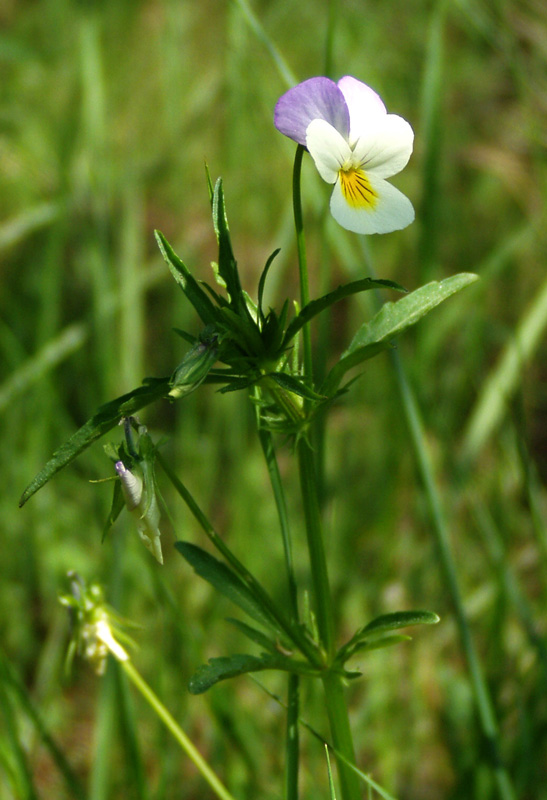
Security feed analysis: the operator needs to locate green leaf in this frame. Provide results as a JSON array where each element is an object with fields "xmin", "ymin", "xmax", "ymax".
[
  {"xmin": 257, "ymin": 249, "xmax": 281, "ymax": 323},
  {"xmin": 225, "ymin": 618, "xmax": 279, "ymax": 653},
  {"xmin": 336, "ymin": 610, "xmax": 439, "ymax": 666},
  {"xmin": 217, "ymin": 376, "xmax": 256, "ymax": 394},
  {"xmin": 267, "ymin": 371, "xmax": 326, "ymax": 401},
  {"xmin": 102, "ymin": 479, "xmax": 125, "ymax": 542},
  {"xmin": 324, "ymin": 273, "xmax": 478, "ymax": 392},
  {"xmin": 155, "ymin": 230, "xmax": 219, "ymax": 325},
  {"xmin": 358, "ymin": 610, "xmax": 440, "ymax": 637},
  {"xmin": 175, "ymin": 541, "xmax": 280, "ymax": 632},
  {"xmin": 283, "ymin": 277, "xmax": 405, "ymax": 347},
  {"xmin": 211, "ymin": 179, "xmax": 242, "ymax": 306},
  {"xmin": 188, "ymin": 651, "xmax": 319, "ymax": 694},
  {"xmin": 19, "ymin": 378, "xmax": 171, "ymax": 507}
]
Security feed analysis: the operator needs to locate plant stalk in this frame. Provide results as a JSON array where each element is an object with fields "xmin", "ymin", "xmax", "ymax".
[
  {"xmin": 292, "ymin": 143, "xmax": 360, "ymax": 800},
  {"xmin": 257, "ymin": 425, "xmax": 300, "ymax": 800},
  {"xmin": 120, "ymin": 659, "xmax": 236, "ymax": 800}
]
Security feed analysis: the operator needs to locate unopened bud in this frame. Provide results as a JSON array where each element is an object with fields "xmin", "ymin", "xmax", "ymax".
[
  {"xmin": 169, "ymin": 329, "xmax": 218, "ymax": 399},
  {"xmin": 115, "ymin": 460, "xmax": 163, "ymax": 564}
]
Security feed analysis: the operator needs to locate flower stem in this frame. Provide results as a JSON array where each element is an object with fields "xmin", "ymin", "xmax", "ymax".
[
  {"xmin": 257, "ymin": 425, "xmax": 300, "ymax": 800},
  {"xmin": 293, "ymin": 144, "xmax": 313, "ymax": 391},
  {"xmin": 321, "ymin": 671, "xmax": 361, "ymax": 800},
  {"xmin": 297, "ymin": 438, "xmax": 360, "ymax": 800},
  {"xmin": 292, "ymin": 142, "xmax": 360, "ymax": 800},
  {"xmin": 120, "ymin": 659, "xmax": 236, "ymax": 800},
  {"xmin": 297, "ymin": 438, "xmax": 334, "ymax": 657}
]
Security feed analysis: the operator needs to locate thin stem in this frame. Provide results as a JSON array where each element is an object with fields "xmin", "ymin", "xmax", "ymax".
[
  {"xmin": 296, "ymin": 439, "xmax": 334, "ymax": 657},
  {"xmin": 297, "ymin": 438, "xmax": 361, "ymax": 800},
  {"xmin": 292, "ymin": 142, "xmax": 360, "ymax": 800},
  {"xmin": 257, "ymin": 425, "xmax": 300, "ymax": 800},
  {"xmin": 285, "ymin": 671, "xmax": 300, "ymax": 800},
  {"xmin": 120, "ymin": 660, "xmax": 236, "ymax": 800},
  {"xmin": 293, "ymin": 145, "xmax": 313, "ymax": 392},
  {"xmin": 257, "ymin": 427, "xmax": 298, "ymax": 612},
  {"xmin": 321, "ymin": 672, "xmax": 361, "ymax": 800}
]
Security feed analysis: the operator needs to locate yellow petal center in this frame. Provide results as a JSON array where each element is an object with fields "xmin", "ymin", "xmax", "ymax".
[{"xmin": 339, "ymin": 167, "xmax": 378, "ymax": 210}]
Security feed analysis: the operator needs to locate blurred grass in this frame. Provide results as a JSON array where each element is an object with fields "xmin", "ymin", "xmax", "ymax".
[{"xmin": 1, "ymin": 0, "xmax": 547, "ymax": 798}]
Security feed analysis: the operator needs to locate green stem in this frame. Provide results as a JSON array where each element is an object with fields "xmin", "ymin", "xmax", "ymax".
[
  {"xmin": 293, "ymin": 145, "xmax": 313, "ymax": 394},
  {"xmin": 321, "ymin": 672, "xmax": 361, "ymax": 800},
  {"xmin": 257, "ymin": 425, "xmax": 300, "ymax": 800},
  {"xmin": 286, "ymin": 671, "xmax": 300, "ymax": 800},
  {"xmin": 297, "ymin": 439, "xmax": 334, "ymax": 657},
  {"xmin": 292, "ymin": 142, "xmax": 360, "ymax": 800},
  {"xmin": 391, "ymin": 350, "xmax": 517, "ymax": 800},
  {"xmin": 120, "ymin": 660, "xmax": 236, "ymax": 800},
  {"xmin": 297, "ymin": 438, "xmax": 360, "ymax": 800}
]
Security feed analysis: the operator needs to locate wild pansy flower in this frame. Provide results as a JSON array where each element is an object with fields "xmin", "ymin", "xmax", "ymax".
[{"xmin": 274, "ymin": 76, "xmax": 414, "ymax": 235}]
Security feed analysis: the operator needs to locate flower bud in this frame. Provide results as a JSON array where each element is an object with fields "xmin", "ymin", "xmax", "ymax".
[
  {"xmin": 115, "ymin": 460, "xmax": 163, "ymax": 564},
  {"xmin": 169, "ymin": 329, "xmax": 219, "ymax": 399}
]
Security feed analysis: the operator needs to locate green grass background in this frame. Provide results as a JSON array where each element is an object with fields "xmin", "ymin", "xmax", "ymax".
[{"xmin": 1, "ymin": 0, "xmax": 546, "ymax": 797}]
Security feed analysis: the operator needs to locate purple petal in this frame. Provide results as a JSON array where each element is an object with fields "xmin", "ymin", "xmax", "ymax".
[{"xmin": 274, "ymin": 77, "xmax": 350, "ymax": 146}]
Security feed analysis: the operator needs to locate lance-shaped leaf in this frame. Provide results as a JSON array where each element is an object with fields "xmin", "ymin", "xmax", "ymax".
[
  {"xmin": 324, "ymin": 273, "xmax": 478, "ymax": 393},
  {"xmin": 155, "ymin": 231, "xmax": 219, "ymax": 326},
  {"xmin": 211, "ymin": 178, "xmax": 243, "ymax": 306},
  {"xmin": 283, "ymin": 277, "xmax": 405, "ymax": 348},
  {"xmin": 19, "ymin": 378, "xmax": 171, "ymax": 507},
  {"xmin": 225, "ymin": 618, "xmax": 280, "ymax": 654},
  {"xmin": 188, "ymin": 652, "xmax": 320, "ymax": 694},
  {"xmin": 267, "ymin": 372, "xmax": 326, "ymax": 401},
  {"xmin": 336, "ymin": 609, "xmax": 440, "ymax": 666},
  {"xmin": 175, "ymin": 541, "xmax": 281, "ymax": 633},
  {"xmin": 257, "ymin": 249, "xmax": 281, "ymax": 325}
]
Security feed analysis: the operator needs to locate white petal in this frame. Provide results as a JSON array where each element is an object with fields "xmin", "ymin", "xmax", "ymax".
[
  {"xmin": 352, "ymin": 114, "xmax": 414, "ymax": 178},
  {"xmin": 95, "ymin": 619, "xmax": 129, "ymax": 661},
  {"xmin": 306, "ymin": 118, "xmax": 352, "ymax": 184},
  {"xmin": 330, "ymin": 175, "xmax": 415, "ymax": 234},
  {"xmin": 337, "ymin": 76, "xmax": 387, "ymax": 145}
]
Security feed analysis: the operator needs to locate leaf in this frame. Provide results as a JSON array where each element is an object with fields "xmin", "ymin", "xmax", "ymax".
[
  {"xmin": 155, "ymin": 230, "xmax": 219, "ymax": 325},
  {"xmin": 102, "ymin": 479, "xmax": 125, "ymax": 542},
  {"xmin": 267, "ymin": 371, "xmax": 326, "ymax": 401},
  {"xmin": 324, "ymin": 273, "xmax": 478, "ymax": 392},
  {"xmin": 225, "ymin": 618, "xmax": 279, "ymax": 653},
  {"xmin": 336, "ymin": 610, "xmax": 439, "ymax": 666},
  {"xmin": 19, "ymin": 378, "xmax": 171, "ymax": 507},
  {"xmin": 211, "ymin": 179, "xmax": 242, "ymax": 305},
  {"xmin": 283, "ymin": 277, "xmax": 405, "ymax": 347},
  {"xmin": 257, "ymin": 249, "xmax": 281, "ymax": 323},
  {"xmin": 358, "ymin": 610, "xmax": 440, "ymax": 638},
  {"xmin": 188, "ymin": 651, "xmax": 319, "ymax": 694},
  {"xmin": 175, "ymin": 542, "xmax": 280, "ymax": 632}
]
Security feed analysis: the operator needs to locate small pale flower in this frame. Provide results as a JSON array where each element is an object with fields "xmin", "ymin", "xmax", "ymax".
[
  {"xmin": 59, "ymin": 574, "xmax": 130, "ymax": 675},
  {"xmin": 274, "ymin": 76, "xmax": 414, "ymax": 234}
]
